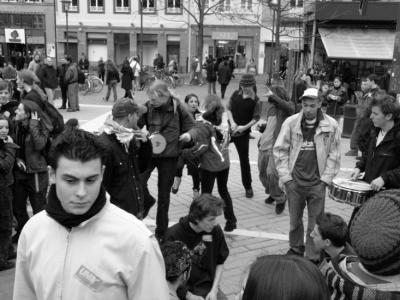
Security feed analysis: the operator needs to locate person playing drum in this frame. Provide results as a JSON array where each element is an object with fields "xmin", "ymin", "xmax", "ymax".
[
  {"xmin": 139, "ymin": 80, "xmax": 195, "ymax": 242},
  {"xmin": 350, "ymin": 93, "xmax": 400, "ymax": 192}
]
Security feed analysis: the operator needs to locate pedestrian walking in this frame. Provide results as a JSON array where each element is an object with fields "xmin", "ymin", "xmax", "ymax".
[
  {"xmin": 139, "ymin": 80, "xmax": 195, "ymax": 241},
  {"xmin": 104, "ymin": 59, "xmax": 120, "ymax": 102},
  {"xmin": 121, "ymin": 58, "xmax": 134, "ymax": 99},
  {"xmin": 97, "ymin": 57, "xmax": 105, "ymax": 81},
  {"xmin": 57, "ymin": 57, "xmax": 69, "ymax": 109},
  {"xmin": 12, "ymin": 100, "xmax": 52, "ymax": 243},
  {"xmin": 13, "ymin": 128, "xmax": 169, "ymax": 300},
  {"xmin": 64, "ymin": 55, "xmax": 79, "ymax": 112},
  {"xmin": 227, "ymin": 74, "xmax": 261, "ymax": 198},
  {"xmin": 0, "ymin": 115, "xmax": 18, "ymax": 271},
  {"xmin": 129, "ymin": 56, "xmax": 141, "ymax": 91},
  {"xmin": 37, "ymin": 57, "xmax": 58, "ymax": 105},
  {"xmin": 273, "ymin": 87, "xmax": 341, "ymax": 261},
  {"xmin": 101, "ymin": 98, "xmax": 151, "ymax": 218},
  {"xmin": 246, "ymin": 58, "xmax": 257, "ymax": 74},
  {"xmin": 217, "ymin": 58, "xmax": 231, "ymax": 99},
  {"xmin": 179, "ymin": 94, "xmax": 238, "ymax": 232},
  {"xmin": 28, "ymin": 53, "xmax": 41, "ymax": 75},
  {"xmin": 326, "ymin": 76, "xmax": 348, "ymax": 119},
  {"xmin": 258, "ymin": 85, "xmax": 294, "ymax": 215},
  {"xmin": 205, "ymin": 56, "xmax": 217, "ymax": 95}
]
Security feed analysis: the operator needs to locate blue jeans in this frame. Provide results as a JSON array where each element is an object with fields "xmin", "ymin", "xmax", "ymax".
[{"xmin": 286, "ymin": 180, "xmax": 326, "ymax": 260}]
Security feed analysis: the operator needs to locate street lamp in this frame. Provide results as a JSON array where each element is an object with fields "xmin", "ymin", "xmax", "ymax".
[
  {"xmin": 61, "ymin": 0, "xmax": 71, "ymax": 56},
  {"xmin": 267, "ymin": 0, "xmax": 281, "ymax": 85}
]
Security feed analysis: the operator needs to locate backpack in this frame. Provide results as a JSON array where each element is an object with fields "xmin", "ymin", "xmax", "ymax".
[
  {"xmin": 42, "ymin": 101, "xmax": 65, "ymax": 136},
  {"xmin": 77, "ymin": 69, "xmax": 86, "ymax": 84}
]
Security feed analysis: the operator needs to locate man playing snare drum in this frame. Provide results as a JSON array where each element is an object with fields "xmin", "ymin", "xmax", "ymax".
[
  {"xmin": 274, "ymin": 88, "xmax": 341, "ymax": 262},
  {"xmin": 351, "ymin": 93, "xmax": 400, "ymax": 191},
  {"xmin": 139, "ymin": 81, "xmax": 195, "ymax": 241}
]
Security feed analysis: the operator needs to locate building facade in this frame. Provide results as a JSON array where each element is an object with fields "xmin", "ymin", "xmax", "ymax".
[
  {"xmin": 0, "ymin": 0, "xmax": 56, "ymax": 65},
  {"xmin": 56, "ymin": 0, "xmax": 260, "ymax": 73}
]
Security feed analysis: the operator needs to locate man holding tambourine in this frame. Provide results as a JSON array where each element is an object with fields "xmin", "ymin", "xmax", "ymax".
[{"xmin": 139, "ymin": 80, "xmax": 195, "ymax": 242}]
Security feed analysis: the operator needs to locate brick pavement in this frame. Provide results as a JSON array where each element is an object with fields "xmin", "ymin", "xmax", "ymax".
[{"xmin": 0, "ymin": 77, "xmax": 357, "ymax": 300}]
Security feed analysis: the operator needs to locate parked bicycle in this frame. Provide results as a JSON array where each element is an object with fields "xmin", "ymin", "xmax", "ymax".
[
  {"xmin": 80, "ymin": 73, "xmax": 103, "ymax": 94},
  {"xmin": 140, "ymin": 67, "xmax": 183, "ymax": 91}
]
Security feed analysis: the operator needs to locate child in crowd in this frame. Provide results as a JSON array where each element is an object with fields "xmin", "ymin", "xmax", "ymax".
[{"xmin": 0, "ymin": 80, "xmax": 19, "ymax": 119}]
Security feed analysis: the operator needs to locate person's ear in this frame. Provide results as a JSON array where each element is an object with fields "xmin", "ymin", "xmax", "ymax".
[{"xmin": 385, "ymin": 113, "xmax": 393, "ymax": 121}]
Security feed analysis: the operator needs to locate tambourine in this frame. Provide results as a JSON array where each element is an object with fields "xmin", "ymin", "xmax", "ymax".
[{"xmin": 148, "ymin": 132, "xmax": 167, "ymax": 154}]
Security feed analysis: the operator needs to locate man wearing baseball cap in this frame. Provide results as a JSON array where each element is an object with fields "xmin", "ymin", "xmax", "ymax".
[
  {"xmin": 274, "ymin": 88, "xmax": 341, "ymax": 262},
  {"xmin": 100, "ymin": 98, "xmax": 151, "ymax": 218}
]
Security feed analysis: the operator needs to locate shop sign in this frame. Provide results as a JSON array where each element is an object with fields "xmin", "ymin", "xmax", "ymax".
[
  {"xmin": 5, "ymin": 29, "xmax": 25, "ymax": 44},
  {"xmin": 211, "ymin": 32, "xmax": 238, "ymax": 41}
]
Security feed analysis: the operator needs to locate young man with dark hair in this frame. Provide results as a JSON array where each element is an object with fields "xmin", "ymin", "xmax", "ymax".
[
  {"xmin": 165, "ymin": 194, "xmax": 229, "ymax": 300},
  {"xmin": 311, "ymin": 213, "xmax": 354, "ymax": 260},
  {"xmin": 13, "ymin": 129, "xmax": 169, "ymax": 300}
]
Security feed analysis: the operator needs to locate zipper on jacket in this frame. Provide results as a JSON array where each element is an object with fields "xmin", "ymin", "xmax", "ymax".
[{"xmin": 60, "ymin": 229, "xmax": 71, "ymax": 300}]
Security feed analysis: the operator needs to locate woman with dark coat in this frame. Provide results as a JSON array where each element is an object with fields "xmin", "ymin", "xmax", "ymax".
[
  {"xmin": 218, "ymin": 59, "xmax": 231, "ymax": 99},
  {"xmin": 120, "ymin": 59, "xmax": 134, "ymax": 99},
  {"xmin": 205, "ymin": 56, "xmax": 218, "ymax": 95},
  {"xmin": 104, "ymin": 59, "xmax": 120, "ymax": 102}
]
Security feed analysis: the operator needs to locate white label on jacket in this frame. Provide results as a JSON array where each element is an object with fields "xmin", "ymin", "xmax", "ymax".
[{"xmin": 75, "ymin": 265, "xmax": 103, "ymax": 292}]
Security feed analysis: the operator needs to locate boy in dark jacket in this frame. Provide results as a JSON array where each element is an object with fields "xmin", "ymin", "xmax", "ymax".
[{"xmin": 38, "ymin": 57, "xmax": 58, "ymax": 105}]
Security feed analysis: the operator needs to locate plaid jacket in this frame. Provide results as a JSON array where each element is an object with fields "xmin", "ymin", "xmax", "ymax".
[{"xmin": 273, "ymin": 110, "xmax": 341, "ymax": 188}]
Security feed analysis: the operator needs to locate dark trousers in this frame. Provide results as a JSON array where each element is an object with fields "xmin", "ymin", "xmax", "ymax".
[
  {"xmin": 60, "ymin": 84, "xmax": 68, "ymax": 108},
  {"xmin": 220, "ymin": 84, "xmax": 228, "ymax": 99},
  {"xmin": 200, "ymin": 168, "xmax": 237, "ymax": 224},
  {"xmin": 13, "ymin": 172, "xmax": 48, "ymax": 237},
  {"xmin": 175, "ymin": 162, "xmax": 200, "ymax": 191},
  {"xmin": 286, "ymin": 180, "xmax": 326, "ymax": 260},
  {"xmin": 208, "ymin": 81, "xmax": 216, "ymax": 95},
  {"xmin": 232, "ymin": 133, "xmax": 252, "ymax": 189},
  {"xmin": 0, "ymin": 187, "xmax": 13, "ymax": 266},
  {"xmin": 124, "ymin": 89, "xmax": 133, "ymax": 99},
  {"xmin": 142, "ymin": 157, "xmax": 177, "ymax": 239}
]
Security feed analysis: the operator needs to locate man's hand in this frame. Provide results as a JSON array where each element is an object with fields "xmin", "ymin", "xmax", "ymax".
[
  {"xmin": 350, "ymin": 168, "xmax": 361, "ymax": 181},
  {"xmin": 370, "ymin": 176, "xmax": 385, "ymax": 191},
  {"xmin": 235, "ymin": 125, "xmax": 246, "ymax": 133},
  {"xmin": 186, "ymin": 291, "xmax": 205, "ymax": 300},
  {"xmin": 205, "ymin": 290, "xmax": 217, "ymax": 300},
  {"xmin": 16, "ymin": 158, "xmax": 26, "ymax": 172},
  {"xmin": 230, "ymin": 121, "xmax": 238, "ymax": 132},
  {"xmin": 179, "ymin": 132, "xmax": 192, "ymax": 142}
]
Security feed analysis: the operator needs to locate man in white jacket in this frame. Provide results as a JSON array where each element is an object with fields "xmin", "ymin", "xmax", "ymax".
[{"xmin": 13, "ymin": 129, "xmax": 169, "ymax": 300}]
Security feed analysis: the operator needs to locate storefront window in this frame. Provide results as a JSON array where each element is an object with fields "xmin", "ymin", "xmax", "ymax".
[
  {"xmin": 10, "ymin": 15, "xmax": 21, "ymax": 27},
  {"xmin": 215, "ymin": 41, "xmax": 235, "ymax": 59},
  {"xmin": 0, "ymin": 14, "xmax": 9, "ymax": 27},
  {"xmin": 33, "ymin": 15, "xmax": 45, "ymax": 29},
  {"xmin": 21, "ymin": 15, "xmax": 33, "ymax": 28}
]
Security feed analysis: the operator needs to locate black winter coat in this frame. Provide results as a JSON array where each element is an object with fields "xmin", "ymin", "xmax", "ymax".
[
  {"xmin": 101, "ymin": 133, "xmax": 152, "ymax": 218},
  {"xmin": 217, "ymin": 63, "xmax": 231, "ymax": 85},
  {"xmin": 356, "ymin": 123, "xmax": 400, "ymax": 189},
  {"xmin": 106, "ymin": 68, "xmax": 120, "ymax": 85},
  {"xmin": 38, "ymin": 64, "xmax": 58, "ymax": 89},
  {"xmin": 120, "ymin": 65, "xmax": 133, "ymax": 90},
  {"xmin": 206, "ymin": 61, "xmax": 218, "ymax": 82},
  {"xmin": 0, "ymin": 140, "xmax": 18, "ymax": 188}
]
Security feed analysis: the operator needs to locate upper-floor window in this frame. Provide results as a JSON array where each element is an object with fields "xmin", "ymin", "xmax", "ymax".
[
  {"xmin": 0, "ymin": 0, "xmax": 17, "ymax": 2},
  {"xmin": 115, "ymin": 0, "xmax": 130, "ymax": 13},
  {"xmin": 89, "ymin": 0, "xmax": 104, "ymax": 12},
  {"xmin": 166, "ymin": 0, "xmax": 182, "ymax": 14},
  {"xmin": 25, "ymin": 0, "xmax": 43, "ymax": 3},
  {"xmin": 141, "ymin": 0, "xmax": 156, "ymax": 13},
  {"xmin": 241, "ymin": 0, "xmax": 252, "ymax": 10},
  {"xmin": 224, "ymin": 0, "xmax": 231, "ymax": 11},
  {"xmin": 62, "ymin": 0, "xmax": 79, "ymax": 12},
  {"xmin": 290, "ymin": 0, "xmax": 303, "ymax": 8}
]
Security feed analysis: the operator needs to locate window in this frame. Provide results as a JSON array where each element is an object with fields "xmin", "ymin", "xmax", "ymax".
[
  {"xmin": 241, "ymin": 0, "xmax": 252, "ymax": 10},
  {"xmin": 0, "ymin": 14, "xmax": 9, "ymax": 27},
  {"xmin": 204, "ymin": 0, "xmax": 209, "ymax": 9},
  {"xmin": 25, "ymin": 0, "xmax": 43, "ymax": 3},
  {"xmin": 166, "ymin": 0, "xmax": 181, "ymax": 14},
  {"xmin": 290, "ymin": 0, "xmax": 303, "ymax": 7},
  {"xmin": 63, "ymin": 0, "xmax": 79, "ymax": 12},
  {"xmin": 89, "ymin": 0, "xmax": 104, "ymax": 12},
  {"xmin": 33, "ymin": 15, "xmax": 45, "ymax": 29},
  {"xmin": 141, "ymin": 0, "xmax": 155, "ymax": 13},
  {"xmin": 21, "ymin": 15, "xmax": 33, "ymax": 28},
  {"xmin": 115, "ymin": 0, "xmax": 129, "ymax": 13},
  {"xmin": 224, "ymin": 0, "xmax": 231, "ymax": 11}
]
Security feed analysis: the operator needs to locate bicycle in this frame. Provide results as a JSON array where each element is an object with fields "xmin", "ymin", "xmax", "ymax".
[{"xmin": 81, "ymin": 73, "xmax": 104, "ymax": 94}]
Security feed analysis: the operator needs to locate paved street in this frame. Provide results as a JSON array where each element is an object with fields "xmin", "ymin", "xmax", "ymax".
[{"xmin": 0, "ymin": 76, "xmax": 356, "ymax": 300}]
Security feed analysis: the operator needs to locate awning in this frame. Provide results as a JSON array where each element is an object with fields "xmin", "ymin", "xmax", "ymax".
[{"xmin": 319, "ymin": 28, "xmax": 395, "ymax": 60}]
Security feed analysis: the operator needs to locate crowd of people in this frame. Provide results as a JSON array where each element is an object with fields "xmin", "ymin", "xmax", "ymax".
[{"xmin": 0, "ymin": 49, "xmax": 399, "ymax": 300}]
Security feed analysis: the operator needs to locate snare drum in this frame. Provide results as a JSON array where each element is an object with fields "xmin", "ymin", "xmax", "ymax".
[
  {"xmin": 329, "ymin": 178, "xmax": 373, "ymax": 206},
  {"xmin": 148, "ymin": 132, "xmax": 167, "ymax": 154}
]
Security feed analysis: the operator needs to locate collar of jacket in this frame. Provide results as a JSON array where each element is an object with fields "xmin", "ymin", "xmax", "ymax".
[{"xmin": 295, "ymin": 109, "xmax": 335, "ymax": 135}]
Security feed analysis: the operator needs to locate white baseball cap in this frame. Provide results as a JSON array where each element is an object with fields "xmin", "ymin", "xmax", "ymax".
[{"xmin": 300, "ymin": 88, "xmax": 319, "ymax": 100}]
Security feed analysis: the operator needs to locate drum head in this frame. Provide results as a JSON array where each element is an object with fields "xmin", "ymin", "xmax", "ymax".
[
  {"xmin": 149, "ymin": 133, "xmax": 167, "ymax": 154},
  {"xmin": 332, "ymin": 178, "xmax": 371, "ymax": 191}
]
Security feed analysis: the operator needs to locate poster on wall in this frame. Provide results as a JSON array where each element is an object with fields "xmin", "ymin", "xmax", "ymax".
[
  {"xmin": 47, "ymin": 43, "xmax": 56, "ymax": 58},
  {"xmin": 5, "ymin": 29, "xmax": 25, "ymax": 44}
]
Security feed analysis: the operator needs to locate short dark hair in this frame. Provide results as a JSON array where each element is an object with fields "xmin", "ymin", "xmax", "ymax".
[
  {"xmin": 188, "ymin": 194, "xmax": 223, "ymax": 224},
  {"xmin": 367, "ymin": 73, "xmax": 378, "ymax": 83},
  {"xmin": 0, "ymin": 80, "xmax": 10, "ymax": 91},
  {"xmin": 316, "ymin": 213, "xmax": 348, "ymax": 247},
  {"xmin": 65, "ymin": 55, "xmax": 72, "ymax": 63},
  {"xmin": 242, "ymin": 255, "xmax": 330, "ymax": 300},
  {"xmin": 333, "ymin": 76, "xmax": 342, "ymax": 82},
  {"xmin": 184, "ymin": 93, "xmax": 199, "ymax": 106},
  {"xmin": 48, "ymin": 129, "xmax": 107, "ymax": 170},
  {"xmin": 371, "ymin": 93, "xmax": 400, "ymax": 120}
]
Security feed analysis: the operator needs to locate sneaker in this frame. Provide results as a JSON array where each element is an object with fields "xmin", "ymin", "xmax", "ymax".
[
  {"xmin": 345, "ymin": 150, "xmax": 358, "ymax": 156},
  {"xmin": 67, "ymin": 108, "xmax": 77, "ymax": 112},
  {"xmin": 58, "ymin": 106, "xmax": 66, "ymax": 110},
  {"xmin": 224, "ymin": 222, "xmax": 237, "ymax": 232},
  {"xmin": 171, "ymin": 177, "xmax": 181, "ymax": 194},
  {"xmin": 275, "ymin": 202, "xmax": 286, "ymax": 215},
  {"xmin": 245, "ymin": 188, "xmax": 254, "ymax": 198},
  {"xmin": 0, "ymin": 261, "xmax": 15, "ymax": 271},
  {"xmin": 264, "ymin": 196, "xmax": 275, "ymax": 204}
]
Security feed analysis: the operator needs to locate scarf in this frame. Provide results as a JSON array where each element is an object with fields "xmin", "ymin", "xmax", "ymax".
[
  {"xmin": 103, "ymin": 115, "xmax": 135, "ymax": 146},
  {"xmin": 45, "ymin": 184, "xmax": 106, "ymax": 229}
]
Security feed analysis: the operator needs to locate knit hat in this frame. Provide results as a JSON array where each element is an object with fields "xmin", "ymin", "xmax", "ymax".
[
  {"xmin": 112, "ymin": 98, "xmax": 146, "ymax": 118},
  {"xmin": 350, "ymin": 189, "xmax": 400, "ymax": 276},
  {"xmin": 240, "ymin": 74, "xmax": 256, "ymax": 87}
]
